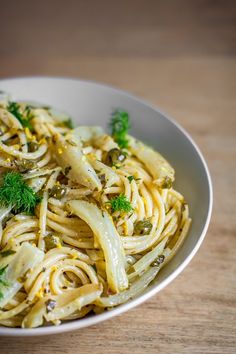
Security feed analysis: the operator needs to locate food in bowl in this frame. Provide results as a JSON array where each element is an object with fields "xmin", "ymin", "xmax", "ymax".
[{"xmin": 0, "ymin": 100, "xmax": 191, "ymax": 328}]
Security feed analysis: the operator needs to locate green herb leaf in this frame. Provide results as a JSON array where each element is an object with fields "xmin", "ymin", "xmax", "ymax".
[
  {"xmin": 127, "ymin": 175, "xmax": 141, "ymax": 183},
  {"xmin": 0, "ymin": 265, "xmax": 8, "ymax": 287},
  {"xmin": 127, "ymin": 175, "xmax": 135, "ymax": 183},
  {"xmin": 0, "ymin": 172, "xmax": 41, "ymax": 214},
  {"xmin": 0, "ymin": 250, "xmax": 16, "ymax": 258},
  {"xmin": 7, "ymin": 102, "xmax": 33, "ymax": 130},
  {"xmin": 107, "ymin": 194, "xmax": 133, "ymax": 213},
  {"xmin": 63, "ymin": 118, "xmax": 74, "ymax": 129},
  {"xmin": 110, "ymin": 110, "xmax": 130, "ymax": 149}
]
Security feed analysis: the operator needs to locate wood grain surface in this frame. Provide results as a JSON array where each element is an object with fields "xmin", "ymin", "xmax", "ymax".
[{"xmin": 0, "ymin": 1, "xmax": 236, "ymax": 353}]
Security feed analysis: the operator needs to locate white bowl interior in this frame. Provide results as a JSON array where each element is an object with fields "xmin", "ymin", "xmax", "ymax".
[{"xmin": 0, "ymin": 77, "xmax": 212, "ymax": 336}]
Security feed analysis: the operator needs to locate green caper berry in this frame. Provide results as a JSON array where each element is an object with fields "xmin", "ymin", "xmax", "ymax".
[
  {"xmin": 45, "ymin": 299, "xmax": 57, "ymax": 313},
  {"xmin": 28, "ymin": 141, "xmax": 39, "ymax": 152},
  {"xmin": 16, "ymin": 159, "xmax": 36, "ymax": 172},
  {"xmin": 161, "ymin": 176, "xmax": 173, "ymax": 189},
  {"xmin": 44, "ymin": 234, "xmax": 61, "ymax": 250},
  {"xmin": 134, "ymin": 219, "xmax": 153, "ymax": 235},
  {"xmin": 105, "ymin": 148, "xmax": 126, "ymax": 167},
  {"xmin": 151, "ymin": 255, "xmax": 165, "ymax": 267},
  {"xmin": 49, "ymin": 185, "xmax": 67, "ymax": 199}
]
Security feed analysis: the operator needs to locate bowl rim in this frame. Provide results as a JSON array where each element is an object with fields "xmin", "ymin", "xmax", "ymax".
[{"xmin": 0, "ymin": 76, "xmax": 213, "ymax": 336}]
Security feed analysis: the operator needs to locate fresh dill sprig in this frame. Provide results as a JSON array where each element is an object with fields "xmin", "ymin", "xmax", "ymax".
[
  {"xmin": 107, "ymin": 194, "xmax": 133, "ymax": 213},
  {"xmin": 7, "ymin": 102, "xmax": 33, "ymax": 130},
  {"xmin": 0, "ymin": 172, "xmax": 41, "ymax": 214},
  {"xmin": 110, "ymin": 110, "xmax": 130, "ymax": 149}
]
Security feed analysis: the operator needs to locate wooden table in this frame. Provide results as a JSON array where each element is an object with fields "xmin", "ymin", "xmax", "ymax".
[{"xmin": 0, "ymin": 1, "xmax": 236, "ymax": 353}]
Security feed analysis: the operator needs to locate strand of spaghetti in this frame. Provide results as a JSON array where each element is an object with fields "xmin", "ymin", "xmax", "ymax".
[
  {"xmin": 121, "ymin": 187, "xmax": 165, "ymax": 253},
  {"xmin": 103, "ymin": 187, "xmax": 122, "ymax": 194},
  {"xmin": 48, "ymin": 197, "xmax": 65, "ymax": 208},
  {"xmin": 44, "ymin": 284, "xmax": 102, "ymax": 322},
  {"xmin": 2, "ymin": 219, "xmax": 38, "ymax": 246},
  {"xmin": 139, "ymin": 183, "xmax": 153, "ymax": 218},
  {"xmin": 0, "ymin": 109, "xmax": 27, "ymax": 150},
  {"xmin": 67, "ymin": 187, "xmax": 92, "ymax": 198},
  {"xmin": 165, "ymin": 206, "xmax": 177, "ymax": 225},
  {"xmin": 24, "ymin": 248, "xmax": 91, "ymax": 291},
  {"xmin": 62, "ymin": 305, "xmax": 93, "ymax": 321},
  {"xmin": 48, "ymin": 204, "xmax": 68, "ymax": 217},
  {"xmin": 61, "ymin": 235, "xmax": 94, "ymax": 248},
  {"xmin": 0, "ymin": 139, "xmax": 47, "ymax": 159},
  {"xmin": 47, "ymin": 209, "xmax": 90, "ymax": 228},
  {"xmin": 0, "ymin": 301, "xmax": 29, "ymax": 320},
  {"xmin": 51, "ymin": 267, "xmax": 89, "ymax": 294},
  {"xmin": 0, "ymin": 317, "xmax": 23, "ymax": 327},
  {"xmin": 164, "ymin": 218, "xmax": 191, "ymax": 265},
  {"xmin": 135, "ymin": 190, "xmax": 145, "ymax": 221},
  {"xmin": 52, "ymin": 259, "xmax": 99, "ymax": 287},
  {"xmin": 23, "ymin": 167, "xmax": 61, "ymax": 180},
  {"xmin": 37, "ymin": 150, "xmax": 52, "ymax": 168},
  {"xmin": 13, "ymin": 232, "xmax": 37, "ymax": 245},
  {"xmin": 38, "ymin": 190, "xmax": 48, "ymax": 250},
  {"xmin": 46, "ymin": 169, "xmax": 61, "ymax": 189},
  {"xmin": 46, "ymin": 218, "xmax": 82, "ymax": 237}
]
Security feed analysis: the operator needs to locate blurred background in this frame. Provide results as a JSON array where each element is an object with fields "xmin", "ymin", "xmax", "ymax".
[
  {"xmin": 1, "ymin": 0, "xmax": 235, "ymax": 135},
  {"xmin": 0, "ymin": 1, "xmax": 236, "ymax": 353}
]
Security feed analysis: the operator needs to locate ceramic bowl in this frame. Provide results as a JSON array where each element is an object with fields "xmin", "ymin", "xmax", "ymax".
[{"xmin": 0, "ymin": 77, "xmax": 213, "ymax": 336}]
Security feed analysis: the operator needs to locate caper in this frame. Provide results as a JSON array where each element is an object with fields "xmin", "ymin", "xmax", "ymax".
[
  {"xmin": 44, "ymin": 234, "xmax": 61, "ymax": 250},
  {"xmin": 151, "ymin": 255, "xmax": 165, "ymax": 267},
  {"xmin": 99, "ymin": 173, "xmax": 106, "ymax": 184},
  {"xmin": 45, "ymin": 299, "xmax": 57, "ymax": 313},
  {"xmin": 161, "ymin": 176, "xmax": 173, "ymax": 189},
  {"xmin": 28, "ymin": 141, "xmax": 39, "ymax": 152},
  {"xmin": 134, "ymin": 219, "xmax": 153, "ymax": 235},
  {"xmin": 105, "ymin": 148, "xmax": 126, "ymax": 166},
  {"xmin": 16, "ymin": 159, "xmax": 36, "ymax": 172},
  {"xmin": 49, "ymin": 185, "xmax": 67, "ymax": 199}
]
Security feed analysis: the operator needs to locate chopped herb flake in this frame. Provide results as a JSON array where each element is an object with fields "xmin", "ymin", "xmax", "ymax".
[
  {"xmin": 63, "ymin": 118, "xmax": 74, "ymax": 129},
  {"xmin": 0, "ymin": 265, "xmax": 8, "ymax": 287},
  {"xmin": 127, "ymin": 176, "xmax": 135, "ymax": 183},
  {"xmin": 0, "ymin": 250, "xmax": 16, "ymax": 258},
  {"xmin": 64, "ymin": 166, "xmax": 72, "ymax": 176}
]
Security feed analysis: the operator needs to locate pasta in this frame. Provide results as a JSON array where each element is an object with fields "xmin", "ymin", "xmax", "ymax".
[{"xmin": 0, "ymin": 100, "xmax": 191, "ymax": 328}]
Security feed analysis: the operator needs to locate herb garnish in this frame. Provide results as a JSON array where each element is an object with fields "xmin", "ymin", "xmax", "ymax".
[
  {"xmin": 7, "ymin": 102, "xmax": 33, "ymax": 130},
  {"xmin": 0, "ymin": 172, "xmax": 41, "ymax": 214},
  {"xmin": 107, "ymin": 194, "xmax": 133, "ymax": 213},
  {"xmin": 110, "ymin": 110, "xmax": 130, "ymax": 149},
  {"xmin": 127, "ymin": 175, "xmax": 141, "ymax": 183},
  {"xmin": 63, "ymin": 118, "xmax": 74, "ymax": 129},
  {"xmin": 0, "ymin": 265, "xmax": 8, "ymax": 287},
  {"xmin": 127, "ymin": 176, "xmax": 135, "ymax": 183},
  {"xmin": 0, "ymin": 250, "xmax": 16, "ymax": 258}
]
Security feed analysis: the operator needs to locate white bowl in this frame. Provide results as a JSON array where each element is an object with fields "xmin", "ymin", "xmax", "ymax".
[{"xmin": 0, "ymin": 77, "xmax": 213, "ymax": 336}]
